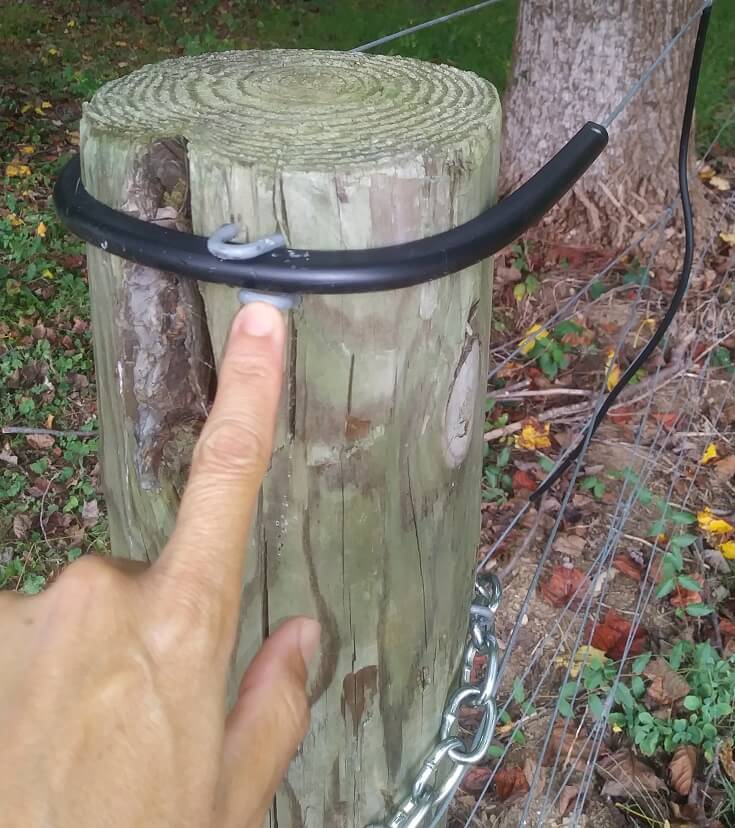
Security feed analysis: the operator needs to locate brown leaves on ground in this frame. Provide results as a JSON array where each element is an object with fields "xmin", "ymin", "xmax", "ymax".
[
  {"xmin": 643, "ymin": 657, "xmax": 690, "ymax": 706},
  {"xmin": 558, "ymin": 785, "xmax": 580, "ymax": 817},
  {"xmin": 543, "ymin": 722, "xmax": 606, "ymax": 771},
  {"xmin": 714, "ymin": 454, "xmax": 735, "ymax": 481},
  {"xmin": 12, "ymin": 513, "xmax": 32, "ymax": 539},
  {"xmin": 596, "ymin": 749, "xmax": 666, "ymax": 798},
  {"xmin": 669, "ymin": 745, "xmax": 697, "ymax": 796},
  {"xmin": 25, "ymin": 432, "xmax": 55, "ymax": 450},
  {"xmin": 720, "ymin": 742, "xmax": 735, "ymax": 782},
  {"xmin": 539, "ymin": 565, "xmax": 589, "ymax": 608},
  {"xmin": 670, "ymin": 574, "xmax": 703, "ymax": 609},
  {"xmin": 512, "ymin": 468, "xmax": 538, "ymax": 492},
  {"xmin": 460, "ymin": 765, "xmax": 492, "ymax": 794},
  {"xmin": 612, "ymin": 553, "xmax": 643, "ymax": 581},
  {"xmin": 494, "ymin": 765, "xmax": 529, "ymax": 801},
  {"xmin": 589, "ymin": 610, "xmax": 647, "ymax": 660},
  {"xmin": 552, "ymin": 533, "xmax": 587, "ymax": 557}
]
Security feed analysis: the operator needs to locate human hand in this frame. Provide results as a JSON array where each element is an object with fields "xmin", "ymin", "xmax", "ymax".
[{"xmin": 0, "ymin": 303, "xmax": 320, "ymax": 828}]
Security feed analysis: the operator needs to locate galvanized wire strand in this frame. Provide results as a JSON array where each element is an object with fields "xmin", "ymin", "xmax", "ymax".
[
  {"xmin": 568, "ymin": 367, "xmax": 735, "ymax": 825},
  {"xmin": 699, "ymin": 102, "xmax": 735, "ymax": 164},
  {"xmin": 528, "ymin": 194, "xmax": 734, "ymax": 821},
  {"xmin": 351, "ymin": 0, "xmax": 507, "ymax": 53},
  {"xmin": 600, "ymin": 0, "xmax": 712, "ymax": 128},
  {"xmin": 516, "ymin": 225, "xmax": 667, "ymax": 825},
  {"xmin": 486, "ymin": 205, "xmax": 676, "ymax": 383}
]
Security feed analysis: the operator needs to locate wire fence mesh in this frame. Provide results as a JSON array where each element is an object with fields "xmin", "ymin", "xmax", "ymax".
[{"xmin": 350, "ymin": 1, "xmax": 735, "ymax": 825}]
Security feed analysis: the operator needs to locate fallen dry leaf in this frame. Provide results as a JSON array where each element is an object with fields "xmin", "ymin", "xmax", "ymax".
[
  {"xmin": 701, "ymin": 443, "xmax": 718, "ymax": 464},
  {"xmin": 670, "ymin": 576, "xmax": 703, "ymax": 609},
  {"xmin": 539, "ymin": 565, "xmax": 589, "ymax": 608},
  {"xmin": 719, "ymin": 742, "xmax": 735, "ymax": 782},
  {"xmin": 597, "ymin": 750, "xmax": 666, "ymax": 798},
  {"xmin": 719, "ymin": 617, "xmax": 735, "ymax": 638},
  {"xmin": 0, "ymin": 449, "xmax": 19, "ymax": 466},
  {"xmin": 544, "ymin": 721, "xmax": 610, "ymax": 772},
  {"xmin": 654, "ymin": 411, "xmax": 679, "ymax": 431},
  {"xmin": 515, "ymin": 419, "xmax": 552, "ymax": 451},
  {"xmin": 522, "ymin": 757, "xmax": 546, "ymax": 792},
  {"xmin": 460, "ymin": 765, "xmax": 492, "ymax": 794},
  {"xmin": 644, "ymin": 657, "xmax": 690, "ymax": 706},
  {"xmin": 721, "ymin": 541, "xmax": 735, "ymax": 559},
  {"xmin": 720, "ymin": 231, "xmax": 735, "ymax": 246},
  {"xmin": 512, "ymin": 468, "xmax": 537, "ymax": 492},
  {"xmin": 494, "ymin": 765, "xmax": 529, "ymax": 801},
  {"xmin": 589, "ymin": 610, "xmax": 647, "ymax": 660},
  {"xmin": 698, "ymin": 507, "xmax": 734, "ymax": 535},
  {"xmin": 605, "ymin": 350, "xmax": 621, "ymax": 392},
  {"xmin": 519, "ymin": 323, "xmax": 548, "ymax": 356},
  {"xmin": 25, "ymin": 433, "xmax": 54, "ymax": 450},
  {"xmin": 552, "ymin": 533, "xmax": 587, "ymax": 557},
  {"xmin": 12, "ymin": 513, "xmax": 31, "ymax": 539},
  {"xmin": 558, "ymin": 785, "xmax": 580, "ymax": 818},
  {"xmin": 669, "ymin": 745, "xmax": 697, "ymax": 795},
  {"xmin": 714, "ymin": 454, "xmax": 735, "ymax": 481},
  {"xmin": 709, "ymin": 175, "xmax": 731, "ymax": 191},
  {"xmin": 608, "ymin": 405, "xmax": 637, "ymax": 425},
  {"xmin": 612, "ymin": 554, "xmax": 643, "ymax": 581},
  {"xmin": 81, "ymin": 499, "xmax": 99, "ymax": 528}
]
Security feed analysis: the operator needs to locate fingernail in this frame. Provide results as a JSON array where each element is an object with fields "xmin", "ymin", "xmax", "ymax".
[
  {"xmin": 298, "ymin": 619, "xmax": 321, "ymax": 667},
  {"xmin": 235, "ymin": 303, "xmax": 279, "ymax": 337}
]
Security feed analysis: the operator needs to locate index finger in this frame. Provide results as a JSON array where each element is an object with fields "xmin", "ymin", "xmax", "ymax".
[{"xmin": 155, "ymin": 302, "xmax": 286, "ymax": 609}]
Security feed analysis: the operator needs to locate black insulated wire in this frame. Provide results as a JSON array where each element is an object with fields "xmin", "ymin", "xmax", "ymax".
[
  {"xmin": 530, "ymin": 4, "xmax": 712, "ymax": 502},
  {"xmin": 53, "ymin": 123, "xmax": 607, "ymax": 294}
]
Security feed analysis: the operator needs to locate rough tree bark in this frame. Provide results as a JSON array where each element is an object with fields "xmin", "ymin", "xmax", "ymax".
[
  {"xmin": 502, "ymin": 0, "xmax": 703, "ymax": 246},
  {"xmin": 80, "ymin": 50, "xmax": 501, "ymax": 826}
]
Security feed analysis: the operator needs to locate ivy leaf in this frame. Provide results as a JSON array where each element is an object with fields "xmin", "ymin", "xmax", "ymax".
[
  {"xmin": 632, "ymin": 653, "xmax": 652, "ymax": 674},
  {"xmin": 685, "ymin": 603, "xmax": 714, "ymax": 617}
]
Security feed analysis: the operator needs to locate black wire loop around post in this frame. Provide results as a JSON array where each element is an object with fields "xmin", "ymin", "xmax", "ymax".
[{"xmin": 53, "ymin": 122, "xmax": 608, "ymax": 295}]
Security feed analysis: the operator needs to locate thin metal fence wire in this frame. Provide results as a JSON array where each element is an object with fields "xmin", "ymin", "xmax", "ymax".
[
  {"xmin": 343, "ymin": 3, "xmax": 731, "ymax": 826},
  {"xmin": 460, "ymin": 201, "xmax": 734, "ymax": 825}
]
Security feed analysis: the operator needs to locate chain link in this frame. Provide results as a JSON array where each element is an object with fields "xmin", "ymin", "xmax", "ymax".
[{"xmin": 369, "ymin": 574, "xmax": 501, "ymax": 828}]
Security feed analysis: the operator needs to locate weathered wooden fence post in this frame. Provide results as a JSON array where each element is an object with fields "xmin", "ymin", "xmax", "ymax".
[{"xmin": 81, "ymin": 50, "xmax": 500, "ymax": 826}]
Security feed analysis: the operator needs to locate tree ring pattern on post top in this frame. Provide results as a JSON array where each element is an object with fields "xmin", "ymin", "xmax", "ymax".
[{"xmin": 83, "ymin": 49, "xmax": 500, "ymax": 173}]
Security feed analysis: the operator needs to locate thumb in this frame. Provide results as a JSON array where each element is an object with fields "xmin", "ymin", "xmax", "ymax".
[{"xmin": 218, "ymin": 617, "xmax": 320, "ymax": 827}]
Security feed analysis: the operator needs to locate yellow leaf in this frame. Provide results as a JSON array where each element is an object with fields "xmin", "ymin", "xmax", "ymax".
[
  {"xmin": 697, "ymin": 507, "xmax": 734, "ymax": 536},
  {"xmin": 611, "ymin": 723, "xmax": 623, "ymax": 733},
  {"xmin": 20, "ymin": 103, "xmax": 32, "ymax": 113},
  {"xmin": 45, "ymin": 413, "xmax": 54, "ymax": 429},
  {"xmin": 698, "ymin": 163, "xmax": 715, "ymax": 181},
  {"xmin": 569, "ymin": 645, "xmax": 607, "ymax": 678},
  {"xmin": 19, "ymin": 145, "xmax": 34, "ymax": 155},
  {"xmin": 34, "ymin": 107, "xmax": 44, "ymax": 116},
  {"xmin": 41, "ymin": 100, "xmax": 52, "ymax": 109},
  {"xmin": 5, "ymin": 164, "xmax": 31, "ymax": 178},
  {"xmin": 519, "ymin": 323, "xmax": 548, "ymax": 356},
  {"xmin": 720, "ymin": 541, "xmax": 735, "ymax": 560},
  {"xmin": 721, "ymin": 232, "xmax": 735, "ymax": 246},
  {"xmin": 515, "ymin": 421, "xmax": 551, "ymax": 451},
  {"xmin": 8, "ymin": 213, "xmax": 24, "ymax": 227},
  {"xmin": 701, "ymin": 443, "xmax": 718, "ymax": 465},
  {"xmin": 48, "ymin": 47, "xmax": 59, "ymax": 56},
  {"xmin": 710, "ymin": 175, "xmax": 731, "ymax": 191},
  {"xmin": 605, "ymin": 349, "xmax": 621, "ymax": 392},
  {"xmin": 41, "ymin": 268, "xmax": 54, "ymax": 279},
  {"xmin": 36, "ymin": 221, "xmax": 47, "ymax": 239}
]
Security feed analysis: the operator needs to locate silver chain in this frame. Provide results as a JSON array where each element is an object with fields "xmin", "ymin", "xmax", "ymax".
[{"xmin": 369, "ymin": 574, "xmax": 502, "ymax": 828}]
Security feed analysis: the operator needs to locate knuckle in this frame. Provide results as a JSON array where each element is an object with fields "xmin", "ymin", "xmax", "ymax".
[{"xmin": 193, "ymin": 417, "xmax": 270, "ymax": 479}]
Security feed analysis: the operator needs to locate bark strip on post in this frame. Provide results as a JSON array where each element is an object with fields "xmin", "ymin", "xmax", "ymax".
[{"xmin": 81, "ymin": 50, "xmax": 501, "ymax": 826}]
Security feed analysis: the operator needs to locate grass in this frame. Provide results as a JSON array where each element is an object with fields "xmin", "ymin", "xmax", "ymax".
[{"xmin": 1, "ymin": 0, "xmax": 734, "ymax": 592}]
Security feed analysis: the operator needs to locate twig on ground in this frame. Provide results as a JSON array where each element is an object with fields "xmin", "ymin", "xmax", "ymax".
[
  {"xmin": 499, "ymin": 496, "xmax": 549, "ymax": 582},
  {"xmin": 484, "ymin": 402, "xmax": 592, "ymax": 442},
  {"xmin": 489, "ymin": 388, "xmax": 592, "ymax": 401},
  {"xmin": 2, "ymin": 426, "xmax": 98, "ymax": 438}
]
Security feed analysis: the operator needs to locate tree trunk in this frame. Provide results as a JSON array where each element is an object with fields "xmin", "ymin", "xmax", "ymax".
[
  {"xmin": 502, "ymin": 0, "xmax": 702, "ymax": 246},
  {"xmin": 80, "ymin": 50, "xmax": 501, "ymax": 826}
]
